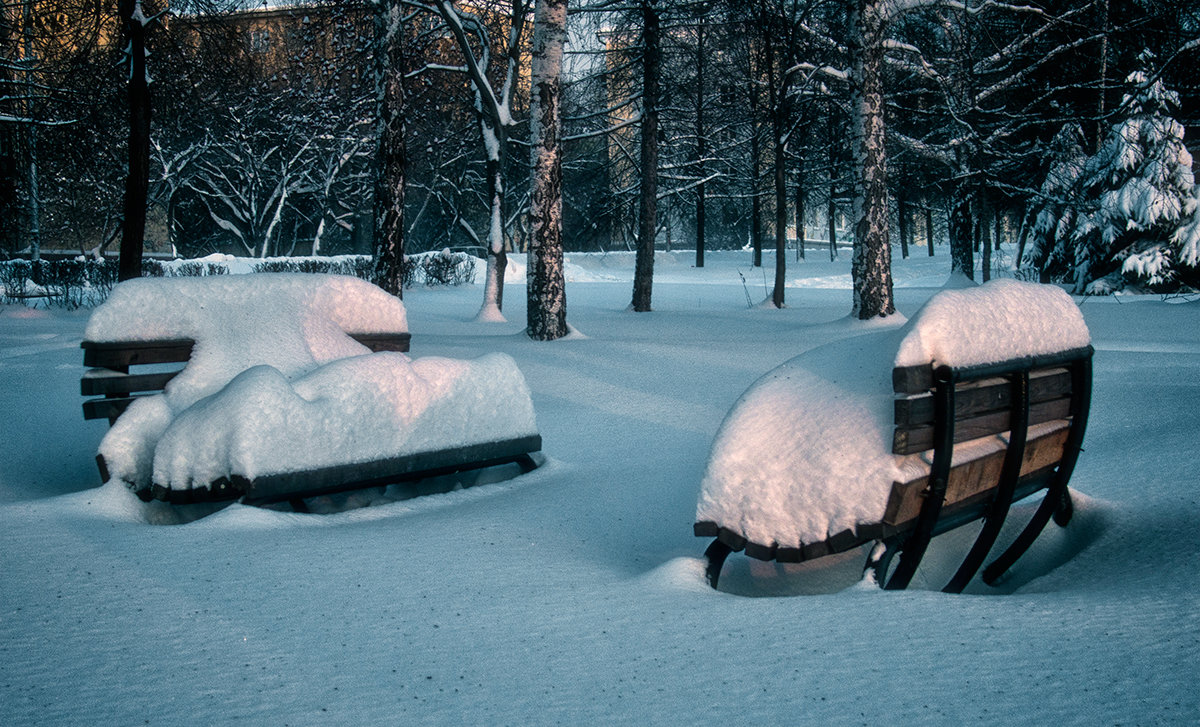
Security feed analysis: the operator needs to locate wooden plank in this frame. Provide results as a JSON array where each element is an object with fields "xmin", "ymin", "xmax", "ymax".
[
  {"xmin": 81, "ymin": 368, "xmax": 180, "ymax": 396},
  {"xmin": 893, "ymin": 396, "xmax": 1072, "ymax": 455},
  {"xmin": 893, "ymin": 364, "xmax": 933, "ymax": 394},
  {"xmin": 82, "ymin": 395, "xmax": 146, "ymax": 421},
  {"xmin": 883, "ymin": 423, "xmax": 1070, "ymax": 526},
  {"xmin": 240, "ymin": 435, "xmax": 542, "ymax": 504},
  {"xmin": 81, "ymin": 331, "xmax": 408, "ymax": 369},
  {"xmin": 895, "ymin": 368, "xmax": 1071, "ymax": 428},
  {"xmin": 82, "ymin": 339, "xmax": 194, "ymax": 368},
  {"xmin": 351, "ymin": 332, "xmax": 411, "ymax": 353}
]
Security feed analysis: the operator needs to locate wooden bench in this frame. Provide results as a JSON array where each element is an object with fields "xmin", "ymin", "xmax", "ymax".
[
  {"xmin": 81, "ymin": 333, "xmax": 412, "ymax": 423},
  {"xmin": 697, "ymin": 345, "xmax": 1093, "ymax": 592},
  {"xmin": 83, "ymin": 332, "xmax": 543, "ymax": 508}
]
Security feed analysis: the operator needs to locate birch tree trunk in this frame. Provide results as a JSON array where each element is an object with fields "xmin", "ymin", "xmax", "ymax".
[
  {"xmin": 118, "ymin": 0, "xmax": 151, "ymax": 282},
  {"xmin": 373, "ymin": 0, "xmax": 406, "ymax": 297},
  {"xmin": 527, "ymin": 0, "xmax": 568, "ymax": 340},
  {"xmin": 848, "ymin": 0, "xmax": 894, "ymax": 319},
  {"xmin": 767, "ymin": 41, "xmax": 786, "ymax": 308},
  {"xmin": 631, "ymin": 0, "xmax": 658, "ymax": 313}
]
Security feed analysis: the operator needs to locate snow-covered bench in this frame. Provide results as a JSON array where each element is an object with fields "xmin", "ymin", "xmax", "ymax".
[
  {"xmin": 694, "ymin": 280, "xmax": 1093, "ymax": 592},
  {"xmin": 82, "ymin": 274, "xmax": 542, "ymax": 507}
]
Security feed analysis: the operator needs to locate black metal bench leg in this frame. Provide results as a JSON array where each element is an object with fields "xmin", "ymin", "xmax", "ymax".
[
  {"xmin": 943, "ymin": 371, "xmax": 1030, "ymax": 594},
  {"xmin": 863, "ymin": 538, "xmax": 900, "ymax": 587},
  {"xmin": 980, "ymin": 486, "xmax": 1059, "ymax": 585},
  {"xmin": 886, "ymin": 367, "xmax": 956, "ymax": 590},
  {"xmin": 982, "ymin": 354, "xmax": 1091, "ymax": 586},
  {"xmin": 704, "ymin": 539, "xmax": 733, "ymax": 589}
]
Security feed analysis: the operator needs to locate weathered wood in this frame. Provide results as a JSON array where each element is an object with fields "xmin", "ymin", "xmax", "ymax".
[
  {"xmin": 239, "ymin": 435, "xmax": 541, "ymax": 504},
  {"xmin": 884, "ymin": 422, "xmax": 1069, "ymax": 526},
  {"xmin": 894, "ymin": 368, "xmax": 1071, "ymax": 427},
  {"xmin": 893, "ymin": 396, "xmax": 1071, "ymax": 455},
  {"xmin": 81, "ymin": 368, "xmax": 179, "ymax": 396},
  {"xmin": 82, "ymin": 339, "xmax": 194, "ymax": 368},
  {"xmin": 83, "ymin": 395, "xmax": 148, "ymax": 421},
  {"xmin": 123, "ymin": 435, "xmax": 542, "ymax": 506},
  {"xmin": 348, "ymin": 332, "xmax": 412, "ymax": 353}
]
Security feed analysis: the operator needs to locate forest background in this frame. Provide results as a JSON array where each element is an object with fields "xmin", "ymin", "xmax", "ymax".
[{"xmin": 3, "ymin": 0, "xmax": 1199, "ymax": 309}]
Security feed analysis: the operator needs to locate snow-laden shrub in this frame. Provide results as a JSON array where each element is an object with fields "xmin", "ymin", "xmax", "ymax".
[
  {"xmin": 410, "ymin": 249, "xmax": 478, "ymax": 286},
  {"xmin": 1, "ymin": 260, "xmax": 31, "ymax": 303}
]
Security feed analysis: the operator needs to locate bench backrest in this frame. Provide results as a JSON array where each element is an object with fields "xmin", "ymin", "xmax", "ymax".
[
  {"xmin": 891, "ymin": 346, "xmax": 1093, "ymax": 456},
  {"xmin": 81, "ymin": 333, "xmax": 411, "ymax": 422}
]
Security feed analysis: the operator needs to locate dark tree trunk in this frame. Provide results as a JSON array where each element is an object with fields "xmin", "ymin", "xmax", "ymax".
[
  {"xmin": 926, "ymin": 205, "xmax": 935, "ymax": 256},
  {"xmin": 373, "ymin": 2, "xmax": 406, "ymax": 298},
  {"xmin": 118, "ymin": 0, "xmax": 151, "ymax": 282},
  {"xmin": 848, "ymin": 0, "xmax": 894, "ymax": 319},
  {"xmin": 898, "ymin": 193, "xmax": 910, "ymax": 259},
  {"xmin": 950, "ymin": 191, "xmax": 975, "ymax": 280},
  {"xmin": 828, "ymin": 194, "xmax": 837, "ymax": 262},
  {"xmin": 795, "ymin": 181, "xmax": 805, "ymax": 261},
  {"xmin": 981, "ymin": 202, "xmax": 992, "ymax": 282},
  {"xmin": 631, "ymin": 0, "xmax": 658, "ymax": 312},
  {"xmin": 695, "ymin": 23, "xmax": 706, "ymax": 269},
  {"xmin": 527, "ymin": 0, "xmax": 568, "ymax": 340}
]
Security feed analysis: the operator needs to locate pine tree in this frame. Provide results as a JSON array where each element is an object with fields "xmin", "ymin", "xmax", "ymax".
[
  {"xmin": 1022, "ymin": 124, "xmax": 1089, "ymax": 282},
  {"xmin": 1069, "ymin": 55, "xmax": 1199, "ymax": 292}
]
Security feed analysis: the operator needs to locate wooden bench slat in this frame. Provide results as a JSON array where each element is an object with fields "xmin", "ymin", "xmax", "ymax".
[
  {"xmin": 884, "ymin": 422, "xmax": 1069, "ymax": 526},
  {"xmin": 82, "ymin": 339, "xmax": 194, "ymax": 368},
  {"xmin": 236, "ymin": 434, "xmax": 541, "ymax": 504},
  {"xmin": 894, "ymin": 367, "xmax": 1072, "ymax": 428},
  {"xmin": 81, "ymin": 332, "xmax": 412, "ymax": 422},
  {"xmin": 81, "ymin": 368, "xmax": 181, "ymax": 396},
  {"xmin": 81, "ymin": 332, "xmax": 410, "ymax": 370},
  {"xmin": 83, "ymin": 395, "xmax": 149, "ymax": 421},
  {"xmin": 892, "ymin": 396, "xmax": 1072, "ymax": 455}
]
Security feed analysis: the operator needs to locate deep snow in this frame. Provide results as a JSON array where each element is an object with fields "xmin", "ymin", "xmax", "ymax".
[{"xmin": 2, "ymin": 248, "xmax": 1198, "ymax": 725}]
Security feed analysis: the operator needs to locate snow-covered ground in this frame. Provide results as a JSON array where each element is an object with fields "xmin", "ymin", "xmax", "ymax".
[{"xmin": 2, "ymin": 248, "xmax": 1197, "ymax": 725}]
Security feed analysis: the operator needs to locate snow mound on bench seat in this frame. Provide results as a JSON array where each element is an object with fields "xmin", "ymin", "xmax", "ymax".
[
  {"xmin": 90, "ymin": 274, "xmax": 536, "ymax": 492},
  {"xmin": 695, "ymin": 280, "xmax": 1091, "ymax": 551},
  {"xmin": 87, "ymin": 274, "xmax": 409, "ymax": 413},
  {"xmin": 152, "ymin": 352, "xmax": 536, "ymax": 490}
]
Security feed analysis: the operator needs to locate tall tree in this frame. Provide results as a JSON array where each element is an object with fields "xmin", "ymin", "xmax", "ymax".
[
  {"xmin": 847, "ymin": 0, "xmax": 892, "ymax": 317},
  {"xmin": 630, "ymin": 0, "xmax": 658, "ymax": 312},
  {"xmin": 430, "ymin": 0, "xmax": 529, "ymax": 320},
  {"xmin": 117, "ymin": 0, "xmax": 154, "ymax": 281},
  {"xmin": 527, "ymin": 0, "xmax": 568, "ymax": 339},
  {"xmin": 373, "ymin": 0, "xmax": 406, "ymax": 297}
]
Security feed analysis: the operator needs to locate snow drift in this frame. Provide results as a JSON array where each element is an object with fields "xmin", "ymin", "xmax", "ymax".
[{"xmin": 89, "ymin": 274, "xmax": 537, "ymax": 492}]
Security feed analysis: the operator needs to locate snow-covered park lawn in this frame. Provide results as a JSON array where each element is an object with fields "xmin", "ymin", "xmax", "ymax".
[{"xmin": 2, "ymin": 248, "xmax": 1198, "ymax": 725}]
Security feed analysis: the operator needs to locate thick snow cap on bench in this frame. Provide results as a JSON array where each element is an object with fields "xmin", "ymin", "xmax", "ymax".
[
  {"xmin": 695, "ymin": 279, "xmax": 1090, "ymax": 550},
  {"xmin": 90, "ymin": 274, "xmax": 536, "ymax": 491}
]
